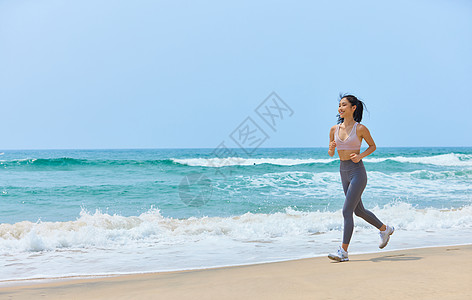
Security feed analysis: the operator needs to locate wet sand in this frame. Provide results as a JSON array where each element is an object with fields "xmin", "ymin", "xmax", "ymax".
[{"xmin": 1, "ymin": 245, "xmax": 471, "ymax": 300}]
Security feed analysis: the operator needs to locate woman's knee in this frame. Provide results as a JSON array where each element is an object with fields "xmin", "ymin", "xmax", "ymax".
[{"xmin": 343, "ymin": 206, "xmax": 354, "ymax": 218}]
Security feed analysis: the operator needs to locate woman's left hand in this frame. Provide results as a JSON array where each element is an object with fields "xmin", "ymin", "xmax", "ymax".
[{"xmin": 350, "ymin": 153, "xmax": 362, "ymax": 163}]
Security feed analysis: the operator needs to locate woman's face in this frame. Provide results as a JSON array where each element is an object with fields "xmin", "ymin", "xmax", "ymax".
[{"xmin": 338, "ymin": 98, "xmax": 356, "ymax": 118}]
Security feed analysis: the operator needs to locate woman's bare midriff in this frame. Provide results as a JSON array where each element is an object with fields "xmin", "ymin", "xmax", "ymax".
[{"xmin": 337, "ymin": 149, "xmax": 361, "ymax": 161}]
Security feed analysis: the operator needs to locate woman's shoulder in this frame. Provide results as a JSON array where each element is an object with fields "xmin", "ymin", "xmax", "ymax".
[{"xmin": 357, "ymin": 123, "xmax": 370, "ymax": 133}]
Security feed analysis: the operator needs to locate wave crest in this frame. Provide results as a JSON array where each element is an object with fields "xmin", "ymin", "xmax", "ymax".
[
  {"xmin": 1, "ymin": 202, "xmax": 471, "ymax": 253},
  {"xmin": 173, "ymin": 153, "xmax": 472, "ymax": 167}
]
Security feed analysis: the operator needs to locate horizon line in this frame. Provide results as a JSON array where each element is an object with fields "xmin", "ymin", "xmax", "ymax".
[{"xmin": 1, "ymin": 145, "xmax": 471, "ymax": 151}]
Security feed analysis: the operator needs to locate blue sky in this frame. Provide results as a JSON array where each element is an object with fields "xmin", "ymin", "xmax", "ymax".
[{"xmin": 1, "ymin": 0, "xmax": 471, "ymax": 149}]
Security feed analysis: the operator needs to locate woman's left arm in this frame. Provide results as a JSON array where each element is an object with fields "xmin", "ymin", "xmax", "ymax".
[{"xmin": 357, "ymin": 124, "xmax": 376, "ymax": 159}]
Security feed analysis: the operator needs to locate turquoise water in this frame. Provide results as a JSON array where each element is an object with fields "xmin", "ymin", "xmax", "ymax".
[
  {"xmin": 2, "ymin": 147, "xmax": 471, "ymax": 223},
  {"xmin": 1, "ymin": 147, "xmax": 471, "ymax": 282}
]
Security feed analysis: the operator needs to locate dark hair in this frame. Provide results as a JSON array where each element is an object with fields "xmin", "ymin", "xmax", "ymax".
[{"xmin": 336, "ymin": 93, "xmax": 368, "ymax": 124}]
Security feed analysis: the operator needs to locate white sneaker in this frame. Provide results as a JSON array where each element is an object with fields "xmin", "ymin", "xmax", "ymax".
[
  {"xmin": 379, "ymin": 225, "xmax": 394, "ymax": 249},
  {"xmin": 328, "ymin": 246, "xmax": 349, "ymax": 262}
]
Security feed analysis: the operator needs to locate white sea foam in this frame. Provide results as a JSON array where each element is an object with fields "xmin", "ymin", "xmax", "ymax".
[
  {"xmin": 173, "ymin": 153, "xmax": 472, "ymax": 167},
  {"xmin": 1, "ymin": 202, "xmax": 471, "ymax": 283},
  {"xmin": 173, "ymin": 157, "xmax": 336, "ymax": 167},
  {"xmin": 1, "ymin": 203, "xmax": 471, "ymax": 253},
  {"xmin": 363, "ymin": 153, "xmax": 472, "ymax": 166},
  {"xmin": 0, "ymin": 158, "xmax": 34, "ymax": 163}
]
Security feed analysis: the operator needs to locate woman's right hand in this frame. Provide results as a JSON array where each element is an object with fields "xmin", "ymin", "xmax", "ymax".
[{"xmin": 329, "ymin": 141, "xmax": 337, "ymax": 151}]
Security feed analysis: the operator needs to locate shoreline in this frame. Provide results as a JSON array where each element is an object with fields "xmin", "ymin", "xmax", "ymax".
[
  {"xmin": 3, "ymin": 242, "xmax": 471, "ymax": 287},
  {"xmin": 2, "ymin": 244, "xmax": 471, "ymax": 299}
]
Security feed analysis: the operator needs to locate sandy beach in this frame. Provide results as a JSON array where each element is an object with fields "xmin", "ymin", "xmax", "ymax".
[{"xmin": 1, "ymin": 244, "xmax": 471, "ymax": 300}]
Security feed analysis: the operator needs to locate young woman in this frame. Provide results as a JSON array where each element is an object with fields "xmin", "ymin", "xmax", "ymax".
[{"xmin": 327, "ymin": 94, "xmax": 394, "ymax": 262}]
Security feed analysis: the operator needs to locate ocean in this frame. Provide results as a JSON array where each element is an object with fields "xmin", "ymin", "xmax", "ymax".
[{"xmin": 1, "ymin": 147, "xmax": 471, "ymax": 283}]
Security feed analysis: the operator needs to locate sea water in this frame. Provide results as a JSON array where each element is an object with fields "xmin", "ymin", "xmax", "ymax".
[{"xmin": 1, "ymin": 147, "xmax": 471, "ymax": 283}]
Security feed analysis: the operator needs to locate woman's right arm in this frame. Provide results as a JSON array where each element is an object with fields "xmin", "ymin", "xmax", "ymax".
[{"xmin": 328, "ymin": 126, "xmax": 336, "ymax": 157}]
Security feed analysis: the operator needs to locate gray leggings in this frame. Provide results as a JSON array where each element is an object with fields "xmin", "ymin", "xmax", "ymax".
[{"xmin": 340, "ymin": 159, "xmax": 383, "ymax": 244}]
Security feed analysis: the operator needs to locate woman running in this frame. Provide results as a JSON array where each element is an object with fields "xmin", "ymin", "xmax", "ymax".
[{"xmin": 327, "ymin": 94, "xmax": 394, "ymax": 262}]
